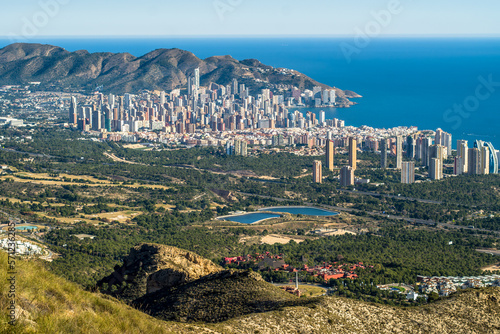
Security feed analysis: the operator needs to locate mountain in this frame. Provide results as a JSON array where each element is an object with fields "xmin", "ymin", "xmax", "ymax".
[
  {"xmin": 2, "ymin": 247, "xmax": 500, "ymax": 333},
  {"xmin": 133, "ymin": 269, "xmax": 314, "ymax": 323},
  {"xmin": 0, "ymin": 43, "xmax": 358, "ymax": 106},
  {"xmin": 97, "ymin": 243, "xmax": 222, "ymax": 302}
]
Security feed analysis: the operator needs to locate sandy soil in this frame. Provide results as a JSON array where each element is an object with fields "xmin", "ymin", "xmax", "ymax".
[
  {"xmin": 261, "ymin": 234, "xmax": 304, "ymax": 245},
  {"xmin": 123, "ymin": 144, "xmax": 145, "ymax": 149},
  {"xmin": 482, "ymin": 263, "xmax": 500, "ymax": 271}
]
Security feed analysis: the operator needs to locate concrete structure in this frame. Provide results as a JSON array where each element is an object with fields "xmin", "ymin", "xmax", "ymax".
[
  {"xmin": 348, "ymin": 137, "xmax": 357, "ymax": 170},
  {"xmin": 381, "ymin": 138, "xmax": 388, "ymax": 168},
  {"xmin": 340, "ymin": 166, "xmax": 354, "ymax": 187},
  {"xmin": 429, "ymin": 158, "xmax": 442, "ymax": 180},
  {"xmin": 396, "ymin": 136, "xmax": 403, "ymax": 169},
  {"xmin": 401, "ymin": 161, "xmax": 415, "ymax": 184},
  {"xmin": 313, "ymin": 160, "xmax": 322, "ymax": 183},
  {"xmin": 326, "ymin": 140, "xmax": 335, "ymax": 171}
]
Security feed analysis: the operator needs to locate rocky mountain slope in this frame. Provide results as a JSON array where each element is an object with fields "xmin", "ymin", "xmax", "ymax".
[
  {"xmin": 2, "ymin": 247, "xmax": 500, "ymax": 334},
  {"xmin": 97, "ymin": 243, "xmax": 222, "ymax": 302},
  {"xmin": 0, "ymin": 43, "xmax": 358, "ymax": 106},
  {"xmin": 134, "ymin": 269, "xmax": 313, "ymax": 323}
]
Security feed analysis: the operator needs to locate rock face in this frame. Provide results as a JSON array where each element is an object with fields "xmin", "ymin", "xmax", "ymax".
[
  {"xmin": 0, "ymin": 43, "xmax": 357, "ymax": 105},
  {"xmin": 133, "ymin": 269, "xmax": 310, "ymax": 323},
  {"xmin": 97, "ymin": 243, "xmax": 222, "ymax": 301}
]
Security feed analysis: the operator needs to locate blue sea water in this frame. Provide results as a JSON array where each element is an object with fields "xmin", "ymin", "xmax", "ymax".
[
  {"xmin": 0, "ymin": 37, "xmax": 499, "ymax": 149},
  {"xmin": 260, "ymin": 206, "xmax": 339, "ymax": 216}
]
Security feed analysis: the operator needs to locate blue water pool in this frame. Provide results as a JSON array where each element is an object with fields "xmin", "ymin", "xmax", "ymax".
[
  {"xmin": 15, "ymin": 225, "xmax": 38, "ymax": 230},
  {"xmin": 219, "ymin": 213, "xmax": 281, "ymax": 224}
]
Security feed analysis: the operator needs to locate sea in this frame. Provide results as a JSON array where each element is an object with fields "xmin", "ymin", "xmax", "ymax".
[{"xmin": 0, "ymin": 37, "xmax": 499, "ymax": 149}]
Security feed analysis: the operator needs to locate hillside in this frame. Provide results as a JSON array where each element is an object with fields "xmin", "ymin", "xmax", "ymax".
[
  {"xmin": 0, "ymin": 43, "xmax": 358, "ymax": 105},
  {"xmin": 0, "ymin": 251, "xmax": 197, "ymax": 334},
  {"xmin": 133, "ymin": 269, "xmax": 313, "ymax": 323},
  {"xmin": 98, "ymin": 243, "xmax": 223, "ymax": 302},
  {"xmin": 2, "ymin": 249, "xmax": 500, "ymax": 333}
]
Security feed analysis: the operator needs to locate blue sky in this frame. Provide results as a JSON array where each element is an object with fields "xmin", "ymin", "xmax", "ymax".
[{"xmin": 1, "ymin": 0, "xmax": 500, "ymax": 37}]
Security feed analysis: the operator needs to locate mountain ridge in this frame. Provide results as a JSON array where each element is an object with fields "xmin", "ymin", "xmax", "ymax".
[{"xmin": 0, "ymin": 43, "xmax": 359, "ymax": 105}]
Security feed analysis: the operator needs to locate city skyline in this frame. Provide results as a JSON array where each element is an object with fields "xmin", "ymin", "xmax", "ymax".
[{"xmin": 1, "ymin": 1, "xmax": 500, "ymax": 38}]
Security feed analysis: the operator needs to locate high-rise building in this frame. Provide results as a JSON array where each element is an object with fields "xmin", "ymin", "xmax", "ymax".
[
  {"xmin": 421, "ymin": 137, "xmax": 433, "ymax": 166},
  {"xmin": 401, "ymin": 161, "xmax": 415, "ymax": 184},
  {"xmin": 429, "ymin": 158, "xmax": 443, "ymax": 180},
  {"xmin": 396, "ymin": 136, "xmax": 403, "ymax": 169},
  {"xmin": 481, "ymin": 146, "xmax": 490, "ymax": 175},
  {"xmin": 108, "ymin": 94, "xmax": 115, "ymax": 109},
  {"xmin": 326, "ymin": 140, "xmax": 335, "ymax": 171},
  {"xmin": 340, "ymin": 166, "xmax": 354, "ymax": 187},
  {"xmin": 435, "ymin": 128, "xmax": 452, "ymax": 157},
  {"xmin": 313, "ymin": 160, "xmax": 322, "ymax": 183},
  {"xmin": 454, "ymin": 156, "xmax": 464, "ymax": 175},
  {"xmin": 406, "ymin": 135, "xmax": 415, "ymax": 159},
  {"xmin": 381, "ymin": 138, "xmax": 388, "ymax": 168},
  {"xmin": 474, "ymin": 140, "xmax": 498, "ymax": 174},
  {"xmin": 69, "ymin": 96, "xmax": 77, "ymax": 125},
  {"xmin": 92, "ymin": 109, "xmax": 101, "ymax": 131},
  {"xmin": 468, "ymin": 148, "xmax": 480, "ymax": 175},
  {"xmin": 194, "ymin": 68, "xmax": 200, "ymax": 90},
  {"xmin": 319, "ymin": 110, "xmax": 325, "ymax": 124},
  {"xmin": 349, "ymin": 137, "xmax": 357, "ymax": 170},
  {"xmin": 430, "ymin": 144, "xmax": 444, "ymax": 162},
  {"xmin": 457, "ymin": 140, "xmax": 469, "ymax": 174}
]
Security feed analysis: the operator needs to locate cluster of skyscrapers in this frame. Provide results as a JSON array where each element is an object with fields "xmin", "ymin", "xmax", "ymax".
[
  {"xmin": 68, "ymin": 68, "xmax": 342, "ymax": 136},
  {"xmin": 315, "ymin": 127, "xmax": 498, "ymax": 187}
]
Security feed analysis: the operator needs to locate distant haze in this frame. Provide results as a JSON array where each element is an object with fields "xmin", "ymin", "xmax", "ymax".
[{"xmin": 1, "ymin": 0, "xmax": 500, "ymax": 37}]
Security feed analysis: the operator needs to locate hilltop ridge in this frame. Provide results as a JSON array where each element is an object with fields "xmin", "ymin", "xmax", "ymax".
[{"xmin": 0, "ymin": 43, "xmax": 358, "ymax": 105}]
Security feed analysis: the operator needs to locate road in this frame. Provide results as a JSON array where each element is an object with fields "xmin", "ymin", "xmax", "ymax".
[
  {"xmin": 235, "ymin": 192, "xmax": 500, "ymax": 235},
  {"xmin": 337, "ymin": 189, "xmax": 442, "ymax": 205}
]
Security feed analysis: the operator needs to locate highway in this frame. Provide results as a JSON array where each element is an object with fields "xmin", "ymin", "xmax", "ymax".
[{"xmin": 235, "ymin": 192, "xmax": 500, "ymax": 235}]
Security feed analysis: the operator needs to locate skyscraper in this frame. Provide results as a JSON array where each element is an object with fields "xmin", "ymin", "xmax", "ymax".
[
  {"xmin": 481, "ymin": 146, "xmax": 490, "ymax": 175},
  {"xmin": 457, "ymin": 140, "xmax": 469, "ymax": 174},
  {"xmin": 454, "ymin": 156, "xmax": 464, "ymax": 175},
  {"xmin": 468, "ymin": 148, "xmax": 480, "ymax": 175},
  {"xmin": 319, "ymin": 110, "xmax": 325, "ymax": 124},
  {"xmin": 401, "ymin": 161, "xmax": 415, "ymax": 184},
  {"xmin": 325, "ymin": 140, "xmax": 335, "ymax": 171},
  {"xmin": 474, "ymin": 140, "xmax": 498, "ymax": 174},
  {"xmin": 406, "ymin": 135, "xmax": 415, "ymax": 159},
  {"xmin": 69, "ymin": 96, "xmax": 77, "ymax": 125},
  {"xmin": 194, "ymin": 68, "xmax": 200, "ymax": 90},
  {"xmin": 429, "ymin": 158, "xmax": 443, "ymax": 180},
  {"xmin": 430, "ymin": 144, "xmax": 444, "ymax": 162},
  {"xmin": 396, "ymin": 136, "xmax": 403, "ymax": 169},
  {"xmin": 313, "ymin": 160, "xmax": 322, "ymax": 183},
  {"xmin": 381, "ymin": 138, "xmax": 388, "ymax": 168},
  {"xmin": 340, "ymin": 166, "xmax": 354, "ymax": 187},
  {"xmin": 421, "ymin": 137, "xmax": 433, "ymax": 167},
  {"xmin": 349, "ymin": 137, "xmax": 357, "ymax": 170},
  {"xmin": 435, "ymin": 128, "xmax": 452, "ymax": 157}
]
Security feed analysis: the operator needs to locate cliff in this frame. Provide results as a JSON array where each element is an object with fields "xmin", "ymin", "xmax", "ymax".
[{"xmin": 97, "ymin": 243, "xmax": 223, "ymax": 302}]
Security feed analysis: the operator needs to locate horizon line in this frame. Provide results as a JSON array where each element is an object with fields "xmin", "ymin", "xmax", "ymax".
[{"xmin": 2, "ymin": 34, "xmax": 500, "ymax": 39}]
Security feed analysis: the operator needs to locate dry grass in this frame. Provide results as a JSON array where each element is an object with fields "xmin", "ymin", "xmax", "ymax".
[{"xmin": 0, "ymin": 251, "xmax": 199, "ymax": 334}]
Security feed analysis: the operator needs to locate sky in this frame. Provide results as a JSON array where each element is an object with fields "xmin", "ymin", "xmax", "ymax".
[{"xmin": 1, "ymin": 0, "xmax": 500, "ymax": 38}]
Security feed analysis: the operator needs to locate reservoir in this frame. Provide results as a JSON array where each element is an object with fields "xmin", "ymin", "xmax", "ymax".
[
  {"xmin": 218, "ymin": 212, "xmax": 281, "ymax": 224},
  {"xmin": 15, "ymin": 225, "xmax": 38, "ymax": 231},
  {"xmin": 259, "ymin": 206, "xmax": 338, "ymax": 216}
]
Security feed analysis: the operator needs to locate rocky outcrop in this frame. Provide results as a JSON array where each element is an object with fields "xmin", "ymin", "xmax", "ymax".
[
  {"xmin": 133, "ymin": 269, "xmax": 309, "ymax": 323},
  {"xmin": 97, "ymin": 243, "xmax": 222, "ymax": 301}
]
